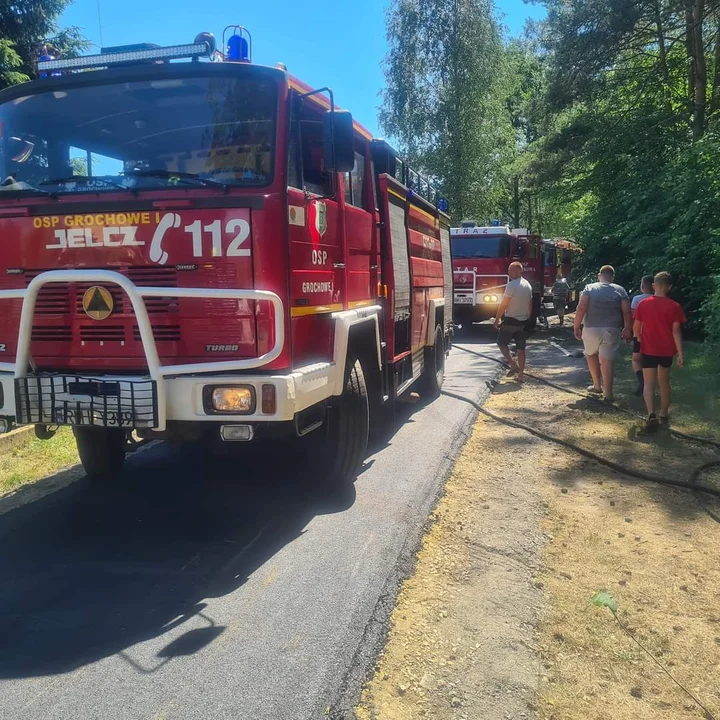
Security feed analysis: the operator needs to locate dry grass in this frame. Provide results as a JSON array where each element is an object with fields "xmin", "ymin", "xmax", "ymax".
[
  {"xmin": 0, "ymin": 428, "xmax": 78, "ymax": 496},
  {"xmin": 519, "ymin": 344, "xmax": 720, "ymax": 719},
  {"xmin": 537, "ymin": 448, "xmax": 720, "ymax": 719}
]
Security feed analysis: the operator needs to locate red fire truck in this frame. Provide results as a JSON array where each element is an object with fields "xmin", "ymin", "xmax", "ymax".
[
  {"xmin": 0, "ymin": 29, "xmax": 453, "ymax": 486},
  {"xmin": 451, "ymin": 224, "xmax": 544, "ymax": 327}
]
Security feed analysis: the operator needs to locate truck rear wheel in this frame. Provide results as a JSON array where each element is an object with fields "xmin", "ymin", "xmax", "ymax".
[
  {"xmin": 308, "ymin": 357, "xmax": 369, "ymax": 490},
  {"xmin": 73, "ymin": 427, "xmax": 126, "ymax": 480},
  {"xmin": 419, "ymin": 327, "xmax": 446, "ymax": 399}
]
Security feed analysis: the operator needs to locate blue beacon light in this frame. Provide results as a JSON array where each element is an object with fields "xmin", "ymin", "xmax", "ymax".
[
  {"xmin": 227, "ymin": 34, "xmax": 249, "ymax": 62},
  {"xmin": 222, "ymin": 25, "xmax": 252, "ymax": 63},
  {"xmin": 38, "ymin": 53, "xmax": 62, "ymax": 78}
]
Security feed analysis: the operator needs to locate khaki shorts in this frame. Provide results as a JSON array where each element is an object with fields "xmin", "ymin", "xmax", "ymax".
[{"xmin": 582, "ymin": 327, "xmax": 621, "ymax": 359}]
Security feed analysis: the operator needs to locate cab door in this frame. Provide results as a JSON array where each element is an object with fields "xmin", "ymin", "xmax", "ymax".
[
  {"xmin": 287, "ymin": 97, "xmax": 344, "ymax": 365},
  {"xmin": 342, "ymin": 143, "xmax": 375, "ymax": 307}
]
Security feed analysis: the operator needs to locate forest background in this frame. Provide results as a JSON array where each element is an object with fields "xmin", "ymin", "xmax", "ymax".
[{"xmin": 383, "ymin": 0, "xmax": 720, "ymax": 338}]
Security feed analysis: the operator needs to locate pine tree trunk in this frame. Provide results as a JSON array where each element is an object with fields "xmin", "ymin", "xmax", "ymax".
[
  {"xmin": 655, "ymin": 0, "xmax": 671, "ymax": 86},
  {"xmin": 687, "ymin": 0, "xmax": 697, "ymax": 125},
  {"xmin": 692, "ymin": 0, "xmax": 707, "ymax": 139},
  {"xmin": 710, "ymin": 17, "xmax": 720, "ymax": 117}
]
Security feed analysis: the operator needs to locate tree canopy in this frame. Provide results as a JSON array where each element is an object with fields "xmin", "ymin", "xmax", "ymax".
[
  {"xmin": 381, "ymin": 0, "xmax": 516, "ymax": 222},
  {"xmin": 0, "ymin": 1, "xmax": 87, "ymax": 91},
  {"xmin": 527, "ymin": 0, "xmax": 720, "ymax": 335}
]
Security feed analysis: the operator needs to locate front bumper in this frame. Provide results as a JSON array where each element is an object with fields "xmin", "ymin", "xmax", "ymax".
[{"xmin": 0, "ymin": 362, "xmax": 337, "ymax": 428}]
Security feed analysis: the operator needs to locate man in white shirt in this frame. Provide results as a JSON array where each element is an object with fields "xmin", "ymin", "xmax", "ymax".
[
  {"xmin": 494, "ymin": 261, "xmax": 534, "ymax": 382},
  {"xmin": 573, "ymin": 265, "xmax": 633, "ymax": 402}
]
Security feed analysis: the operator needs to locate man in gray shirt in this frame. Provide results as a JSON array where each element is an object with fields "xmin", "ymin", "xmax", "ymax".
[
  {"xmin": 494, "ymin": 261, "xmax": 534, "ymax": 382},
  {"xmin": 573, "ymin": 265, "xmax": 633, "ymax": 401}
]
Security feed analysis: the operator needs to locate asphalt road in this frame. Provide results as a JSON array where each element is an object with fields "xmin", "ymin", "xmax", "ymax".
[{"xmin": 0, "ymin": 331, "xmax": 502, "ymax": 720}]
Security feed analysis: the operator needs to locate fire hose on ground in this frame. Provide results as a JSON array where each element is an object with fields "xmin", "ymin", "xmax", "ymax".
[{"xmin": 447, "ymin": 344, "xmax": 720, "ymax": 522}]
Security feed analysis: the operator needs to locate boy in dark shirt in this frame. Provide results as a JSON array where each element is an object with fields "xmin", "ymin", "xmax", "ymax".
[
  {"xmin": 633, "ymin": 272, "xmax": 685, "ymax": 430},
  {"xmin": 631, "ymin": 275, "xmax": 654, "ymax": 396}
]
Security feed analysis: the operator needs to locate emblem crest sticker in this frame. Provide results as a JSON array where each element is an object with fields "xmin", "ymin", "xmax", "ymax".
[
  {"xmin": 82, "ymin": 286, "xmax": 114, "ymax": 321},
  {"xmin": 315, "ymin": 201, "xmax": 327, "ymax": 237}
]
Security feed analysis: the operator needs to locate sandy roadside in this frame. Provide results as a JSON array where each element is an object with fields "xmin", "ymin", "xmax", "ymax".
[{"xmin": 356, "ymin": 334, "xmax": 720, "ymax": 720}]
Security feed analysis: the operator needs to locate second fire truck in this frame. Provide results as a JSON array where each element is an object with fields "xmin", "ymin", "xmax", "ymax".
[
  {"xmin": 0, "ymin": 27, "xmax": 453, "ymax": 487},
  {"xmin": 451, "ymin": 224, "xmax": 544, "ymax": 328}
]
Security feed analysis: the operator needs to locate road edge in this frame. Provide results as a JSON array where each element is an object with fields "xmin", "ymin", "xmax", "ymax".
[
  {"xmin": 0, "ymin": 426, "xmax": 33, "ymax": 453},
  {"xmin": 327, "ymin": 355, "xmax": 505, "ymax": 719}
]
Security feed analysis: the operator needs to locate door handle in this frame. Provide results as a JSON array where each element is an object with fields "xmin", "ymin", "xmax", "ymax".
[{"xmin": 333, "ymin": 263, "xmax": 346, "ymax": 269}]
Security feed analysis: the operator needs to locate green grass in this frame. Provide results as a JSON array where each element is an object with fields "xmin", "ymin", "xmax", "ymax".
[
  {"xmin": 0, "ymin": 428, "xmax": 79, "ymax": 496},
  {"xmin": 614, "ymin": 341, "xmax": 720, "ymax": 440}
]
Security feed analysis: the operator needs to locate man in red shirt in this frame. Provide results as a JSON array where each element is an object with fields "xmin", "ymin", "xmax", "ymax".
[{"xmin": 633, "ymin": 272, "xmax": 686, "ymax": 430}]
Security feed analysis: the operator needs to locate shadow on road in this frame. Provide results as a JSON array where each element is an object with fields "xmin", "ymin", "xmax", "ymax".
[
  {"xmin": 0, "ymin": 437, "xmax": 364, "ymax": 680},
  {"xmin": 0, "ymin": 330, "xmax": 502, "ymax": 681}
]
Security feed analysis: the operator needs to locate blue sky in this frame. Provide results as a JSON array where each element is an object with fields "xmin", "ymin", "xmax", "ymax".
[{"xmin": 60, "ymin": 0, "xmax": 545, "ymax": 139}]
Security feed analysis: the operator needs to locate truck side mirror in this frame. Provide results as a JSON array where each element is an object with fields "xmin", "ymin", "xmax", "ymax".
[{"xmin": 323, "ymin": 110, "xmax": 355, "ymax": 173}]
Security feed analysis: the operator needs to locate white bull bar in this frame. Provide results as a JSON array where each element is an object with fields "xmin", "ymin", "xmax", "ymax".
[{"xmin": 0, "ymin": 270, "xmax": 285, "ymax": 431}]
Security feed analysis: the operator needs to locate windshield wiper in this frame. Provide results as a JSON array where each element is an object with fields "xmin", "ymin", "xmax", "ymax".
[
  {"xmin": 0, "ymin": 182, "xmax": 55, "ymax": 197},
  {"xmin": 39, "ymin": 175, "xmax": 134, "ymax": 192},
  {"xmin": 124, "ymin": 169, "xmax": 229, "ymax": 191}
]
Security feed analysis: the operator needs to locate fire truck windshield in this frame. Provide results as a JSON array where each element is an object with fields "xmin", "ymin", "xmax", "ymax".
[
  {"xmin": 451, "ymin": 236, "xmax": 510, "ymax": 259},
  {"xmin": 0, "ymin": 74, "xmax": 277, "ymax": 196}
]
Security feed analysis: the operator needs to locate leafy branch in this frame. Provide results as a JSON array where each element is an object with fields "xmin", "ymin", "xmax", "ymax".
[{"xmin": 592, "ymin": 591, "xmax": 716, "ymax": 720}]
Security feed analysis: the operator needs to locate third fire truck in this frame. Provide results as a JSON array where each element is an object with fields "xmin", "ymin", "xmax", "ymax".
[
  {"xmin": 451, "ymin": 224, "xmax": 544, "ymax": 327},
  {"xmin": 542, "ymin": 238, "xmax": 583, "ymax": 310},
  {"xmin": 0, "ymin": 26, "xmax": 453, "ymax": 487}
]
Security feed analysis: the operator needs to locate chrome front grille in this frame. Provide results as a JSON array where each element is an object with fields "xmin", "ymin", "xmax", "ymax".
[{"xmin": 24, "ymin": 266, "xmax": 179, "ymax": 317}]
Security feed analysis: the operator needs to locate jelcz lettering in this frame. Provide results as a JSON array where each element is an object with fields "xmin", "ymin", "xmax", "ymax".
[{"xmin": 46, "ymin": 227, "xmax": 144, "ymax": 250}]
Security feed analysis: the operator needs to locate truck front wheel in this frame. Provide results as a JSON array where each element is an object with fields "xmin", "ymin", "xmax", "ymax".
[
  {"xmin": 308, "ymin": 357, "xmax": 369, "ymax": 490},
  {"xmin": 73, "ymin": 427, "xmax": 127, "ymax": 480},
  {"xmin": 419, "ymin": 327, "xmax": 446, "ymax": 399}
]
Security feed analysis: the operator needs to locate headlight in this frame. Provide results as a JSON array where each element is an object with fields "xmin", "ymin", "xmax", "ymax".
[
  {"xmin": 483, "ymin": 295, "xmax": 491, "ymax": 303},
  {"xmin": 209, "ymin": 386, "xmax": 255, "ymax": 413}
]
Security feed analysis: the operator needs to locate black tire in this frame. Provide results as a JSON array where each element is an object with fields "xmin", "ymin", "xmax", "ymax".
[
  {"xmin": 307, "ymin": 357, "xmax": 369, "ymax": 489},
  {"xmin": 419, "ymin": 327, "xmax": 446, "ymax": 399},
  {"xmin": 73, "ymin": 426, "xmax": 126, "ymax": 479},
  {"xmin": 530, "ymin": 293, "xmax": 543, "ymax": 328}
]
